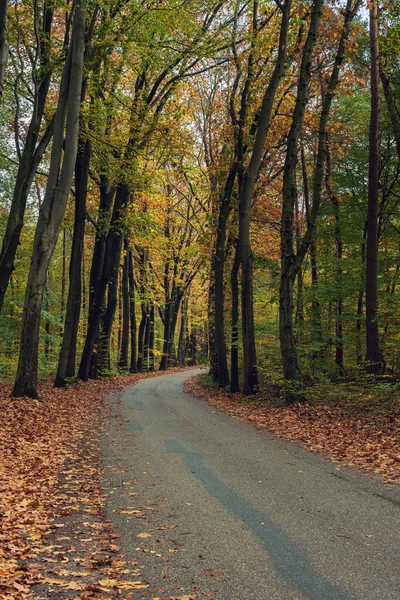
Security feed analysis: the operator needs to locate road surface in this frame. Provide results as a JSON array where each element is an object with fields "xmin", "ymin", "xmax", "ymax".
[{"xmin": 102, "ymin": 369, "xmax": 400, "ymax": 600}]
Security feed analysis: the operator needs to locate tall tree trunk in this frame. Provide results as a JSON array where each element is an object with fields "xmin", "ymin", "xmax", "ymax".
[
  {"xmin": 82, "ymin": 240, "xmax": 86, "ymax": 322},
  {"xmin": 0, "ymin": 0, "xmax": 8, "ymax": 101},
  {"xmin": 326, "ymin": 141, "xmax": 344, "ymax": 372},
  {"xmin": 160, "ymin": 258, "xmax": 172, "ymax": 371},
  {"xmin": 118, "ymin": 241, "xmax": 129, "ymax": 368},
  {"xmin": 302, "ymin": 143, "xmax": 322, "ymax": 353},
  {"xmin": 78, "ymin": 177, "xmax": 115, "ymax": 380},
  {"xmin": 168, "ymin": 290, "xmax": 183, "ymax": 366},
  {"xmin": 128, "ymin": 248, "xmax": 137, "ymax": 373},
  {"xmin": 79, "ymin": 181, "xmax": 129, "ymax": 379},
  {"xmin": 54, "ymin": 133, "xmax": 89, "ymax": 386},
  {"xmin": 230, "ymin": 240, "xmax": 240, "ymax": 393},
  {"xmin": 12, "ymin": 1, "xmax": 86, "ymax": 398},
  {"xmin": 208, "ymin": 274, "xmax": 217, "ymax": 376},
  {"xmin": 238, "ymin": 0, "xmax": 292, "ymax": 394},
  {"xmin": 137, "ymin": 302, "xmax": 147, "ymax": 372},
  {"xmin": 0, "ymin": 3, "xmax": 54, "ymax": 311},
  {"xmin": 149, "ymin": 304, "xmax": 155, "ymax": 371},
  {"xmin": 211, "ymin": 164, "xmax": 237, "ymax": 387},
  {"xmin": 60, "ymin": 228, "xmax": 67, "ymax": 333},
  {"xmin": 144, "ymin": 304, "xmax": 151, "ymax": 371},
  {"xmin": 294, "ymin": 197, "xmax": 304, "ymax": 331},
  {"xmin": 365, "ymin": 0, "xmax": 384, "ymax": 374},
  {"xmin": 44, "ymin": 273, "xmax": 51, "ymax": 362},
  {"xmin": 356, "ymin": 223, "xmax": 367, "ymax": 363},
  {"xmin": 380, "ymin": 68, "xmax": 400, "ymax": 162},
  {"xmin": 178, "ymin": 296, "xmax": 188, "ymax": 367},
  {"xmin": 97, "ymin": 184, "xmax": 129, "ymax": 374},
  {"xmin": 279, "ymin": 0, "xmax": 359, "ymax": 397}
]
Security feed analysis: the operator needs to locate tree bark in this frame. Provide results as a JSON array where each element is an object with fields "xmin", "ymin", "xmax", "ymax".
[
  {"xmin": 211, "ymin": 164, "xmax": 237, "ymax": 387},
  {"xmin": 365, "ymin": 0, "xmax": 384, "ymax": 374},
  {"xmin": 149, "ymin": 304, "xmax": 155, "ymax": 371},
  {"xmin": 60, "ymin": 228, "xmax": 67, "ymax": 333},
  {"xmin": 178, "ymin": 296, "xmax": 188, "ymax": 367},
  {"xmin": 137, "ymin": 302, "xmax": 148, "ymax": 372},
  {"xmin": 279, "ymin": 0, "xmax": 360, "ymax": 397},
  {"xmin": 78, "ymin": 175, "xmax": 115, "ymax": 380},
  {"xmin": 326, "ymin": 141, "xmax": 344, "ymax": 372},
  {"xmin": 356, "ymin": 222, "xmax": 367, "ymax": 364},
  {"xmin": 12, "ymin": 0, "xmax": 86, "ymax": 398},
  {"xmin": 0, "ymin": 0, "xmax": 8, "ymax": 101},
  {"xmin": 144, "ymin": 303, "xmax": 151, "ymax": 370},
  {"xmin": 128, "ymin": 248, "xmax": 137, "ymax": 372},
  {"xmin": 380, "ymin": 68, "xmax": 400, "ymax": 163},
  {"xmin": 280, "ymin": 0, "xmax": 324, "ymax": 392},
  {"xmin": 302, "ymin": 143, "xmax": 323, "ymax": 353},
  {"xmin": 0, "ymin": 2, "xmax": 54, "ymax": 311},
  {"xmin": 230, "ymin": 240, "xmax": 240, "ymax": 393},
  {"xmin": 238, "ymin": 0, "xmax": 292, "ymax": 394},
  {"xmin": 118, "ymin": 239, "xmax": 130, "ymax": 369},
  {"xmin": 294, "ymin": 197, "xmax": 304, "ymax": 331},
  {"xmin": 54, "ymin": 133, "xmax": 89, "ymax": 386},
  {"xmin": 79, "ymin": 181, "xmax": 129, "ymax": 379}
]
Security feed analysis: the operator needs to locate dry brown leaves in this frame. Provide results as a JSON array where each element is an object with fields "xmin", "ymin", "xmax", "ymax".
[
  {"xmin": 184, "ymin": 376, "xmax": 400, "ymax": 485},
  {"xmin": 0, "ymin": 368, "xmax": 193, "ymax": 599}
]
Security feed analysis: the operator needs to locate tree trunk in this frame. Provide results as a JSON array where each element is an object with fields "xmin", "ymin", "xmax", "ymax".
[
  {"xmin": 0, "ymin": 0, "xmax": 54, "ymax": 311},
  {"xmin": 159, "ymin": 301, "xmax": 171, "ymax": 371},
  {"xmin": 137, "ymin": 302, "xmax": 147, "ymax": 372},
  {"xmin": 365, "ymin": 0, "xmax": 384, "ymax": 374},
  {"xmin": 279, "ymin": 272, "xmax": 301, "ymax": 384},
  {"xmin": 326, "ymin": 140, "xmax": 344, "ymax": 372},
  {"xmin": 380, "ymin": 68, "xmax": 400, "ymax": 162},
  {"xmin": 208, "ymin": 274, "xmax": 216, "ymax": 376},
  {"xmin": 60, "ymin": 228, "xmax": 67, "ymax": 333},
  {"xmin": 230, "ymin": 240, "xmax": 240, "ymax": 393},
  {"xmin": 149, "ymin": 304, "xmax": 155, "ymax": 371},
  {"xmin": 78, "ymin": 177, "xmax": 115, "ymax": 380},
  {"xmin": 128, "ymin": 248, "xmax": 137, "ymax": 373},
  {"xmin": 144, "ymin": 303, "xmax": 151, "ymax": 371},
  {"xmin": 302, "ymin": 143, "xmax": 322, "ymax": 353},
  {"xmin": 79, "ymin": 181, "xmax": 129, "ymax": 379},
  {"xmin": 168, "ymin": 290, "xmax": 183, "ymax": 366},
  {"xmin": 238, "ymin": 0, "xmax": 292, "ymax": 394},
  {"xmin": 279, "ymin": 0, "xmax": 359, "ymax": 396},
  {"xmin": 178, "ymin": 296, "xmax": 188, "ymax": 367},
  {"xmin": 118, "ymin": 240, "xmax": 129, "ymax": 369},
  {"xmin": 54, "ymin": 133, "xmax": 89, "ymax": 386},
  {"xmin": 12, "ymin": 1, "xmax": 86, "ymax": 398},
  {"xmin": 294, "ymin": 197, "xmax": 304, "ymax": 331},
  {"xmin": 211, "ymin": 164, "xmax": 237, "ymax": 387},
  {"xmin": 44, "ymin": 273, "xmax": 51, "ymax": 362},
  {"xmin": 356, "ymin": 223, "xmax": 367, "ymax": 363},
  {"xmin": 0, "ymin": 0, "xmax": 8, "ymax": 101}
]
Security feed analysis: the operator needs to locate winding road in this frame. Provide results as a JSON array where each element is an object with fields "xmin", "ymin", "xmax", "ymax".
[{"xmin": 102, "ymin": 369, "xmax": 400, "ymax": 600}]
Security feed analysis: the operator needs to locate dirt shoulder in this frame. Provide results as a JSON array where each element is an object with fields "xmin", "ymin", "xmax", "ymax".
[{"xmin": 183, "ymin": 374, "xmax": 400, "ymax": 486}]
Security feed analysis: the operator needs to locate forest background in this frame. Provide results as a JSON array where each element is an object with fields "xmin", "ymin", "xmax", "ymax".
[{"xmin": 0, "ymin": 0, "xmax": 399, "ymax": 407}]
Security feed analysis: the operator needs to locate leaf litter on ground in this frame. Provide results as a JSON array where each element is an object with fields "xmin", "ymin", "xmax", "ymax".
[{"xmin": 0, "ymin": 368, "xmax": 194, "ymax": 599}]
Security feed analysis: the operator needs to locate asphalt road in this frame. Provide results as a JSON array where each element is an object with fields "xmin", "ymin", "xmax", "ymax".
[{"xmin": 102, "ymin": 369, "xmax": 400, "ymax": 600}]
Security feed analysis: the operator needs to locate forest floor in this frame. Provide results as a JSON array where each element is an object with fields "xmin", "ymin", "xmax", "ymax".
[
  {"xmin": 1, "ymin": 368, "xmax": 399, "ymax": 599},
  {"xmin": 184, "ymin": 374, "xmax": 400, "ymax": 486},
  {"xmin": 0, "ymin": 367, "xmax": 196, "ymax": 600}
]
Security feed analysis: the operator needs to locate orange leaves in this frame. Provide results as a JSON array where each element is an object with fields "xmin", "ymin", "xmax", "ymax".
[{"xmin": 0, "ymin": 367, "xmax": 196, "ymax": 598}]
